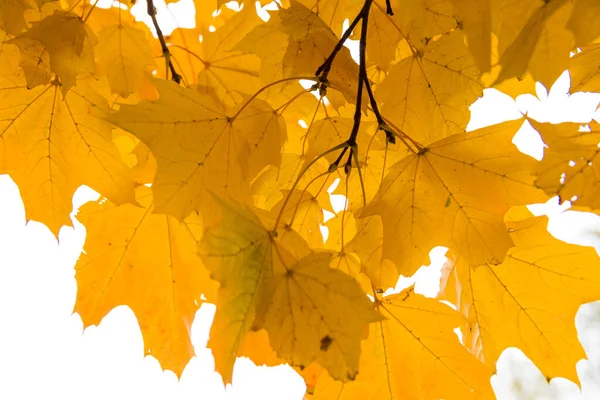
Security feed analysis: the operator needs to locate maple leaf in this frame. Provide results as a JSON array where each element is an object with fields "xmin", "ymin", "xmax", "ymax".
[
  {"xmin": 198, "ymin": 198, "xmax": 288, "ymax": 383},
  {"xmin": 74, "ymin": 186, "xmax": 216, "ymax": 375},
  {"xmin": 450, "ymin": 0, "xmax": 491, "ymax": 73},
  {"xmin": 310, "ymin": 287, "xmax": 495, "ymax": 400},
  {"xmin": 96, "ymin": 18, "xmax": 156, "ymax": 98},
  {"xmin": 570, "ymin": 43, "xmax": 600, "ymax": 93},
  {"xmin": 567, "ymin": 0, "xmax": 600, "ymax": 47},
  {"xmin": 0, "ymin": 30, "xmax": 20, "ymax": 77},
  {"xmin": 234, "ymin": 0, "xmax": 360, "ymax": 107},
  {"xmin": 345, "ymin": 215, "xmax": 398, "ymax": 292},
  {"xmin": 0, "ymin": 0, "xmax": 599, "ymax": 395},
  {"xmin": 254, "ymin": 252, "xmax": 383, "ymax": 381},
  {"xmin": 362, "ymin": 117, "xmax": 547, "ymax": 276},
  {"xmin": 439, "ymin": 207, "xmax": 600, "ymax": 383},
  {"xmin": 376, "ymin": 30, "xmax": 484, "ymax": 144},
  {"xmin": 0, "ymin": 77, "xmax": 135, "ymax": 236},
  {"xmin": 529, "ymin": 119, "xmax": 600, "ymax": 210},
  {"xmin": 166, "ymin": 6, "xmax": 262, "ymax": 105},
  {"xmin": 0, "ymin": 0, "xmax": 32, "ymax": 35},
  {"xmin": 107, "ymin": 78, "xmax": 286, "ymax": 223},
  {"xmin": 8, "ymin": 10, "xmax": 97, "ymax": 91},
  {"xmin": 492, "ymin": 0, "xmax": 573, "ymax": 88}
]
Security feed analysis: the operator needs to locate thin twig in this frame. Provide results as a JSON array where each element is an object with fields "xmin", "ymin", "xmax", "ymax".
[
  {"xmin": 147, "ymin": 0, "xmax": 181, "ymax": 84},
  {"xmin": 347, "ymin": 0, "xmax": 372, "ymax": 146},
  {"xmin": 385, "ymin": 0, "xmax": 394, "ymax": 15},
  {"xmin": 315, "ymin": 10, "xmax": 362, "ymax": 79}
]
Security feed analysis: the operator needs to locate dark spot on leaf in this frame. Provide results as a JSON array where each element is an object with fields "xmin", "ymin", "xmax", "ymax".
[{"xmin": 320, "ymin": 335, "xmax": 333, "ymax": 351}]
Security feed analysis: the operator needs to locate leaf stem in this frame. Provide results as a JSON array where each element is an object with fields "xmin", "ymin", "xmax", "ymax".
[
  {"xmin": 230, "ymin": 76, "xmax": 317, "ymax": 121},
  {"xmin": 272, "ymin": 142, "xmax": 349, "ymax": 232},
  {"xmin": 82, "ymin": 0, "xmax": 98, "ymax": 23},
  {"xmin": 147, "ymin": 0, "xmax": 181, "ymax": 84}
]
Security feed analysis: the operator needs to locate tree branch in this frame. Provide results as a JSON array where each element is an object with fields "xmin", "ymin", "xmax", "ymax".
[{"xmin": 147, "ymin": 0, "xmax": 181, "ymax": 84}]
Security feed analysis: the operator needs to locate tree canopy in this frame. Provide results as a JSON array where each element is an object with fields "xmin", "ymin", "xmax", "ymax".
[{"xmin": 1, "ymin": 0, "xmax": 600, "ymax": 398}]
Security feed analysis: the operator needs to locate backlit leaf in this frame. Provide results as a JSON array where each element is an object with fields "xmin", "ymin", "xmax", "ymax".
[
  {"xmin": 439, "ymin": 208, "xmax": 600, "ymax": 383},
  {"xmin": 377, "ymin": 31, "xmax": 484, "ymax": 144},
  {"xmin": 363, "ymin": 118, "xmax": 546, "ymax": 276},
  {"xmin": 8, "ymin": 10, "xmax": 97, "ymax": 91},
  {"xmin": 74, "ymin": 186, "xmax": 216, "ymax": 376},
  {"xmin": 311, "ymin": 287, "xmax": 495, "ymax": 400},
  {"xmin": 255, "ymin": 252, "xmax": 382, "ymax": 381},
  {"xmin": 0, "ymin": 77, "xmax": 135, "ymax": 236},
  {"xmin": 529, "ymin": 119, "xmax": 600, "ymax": 210}
]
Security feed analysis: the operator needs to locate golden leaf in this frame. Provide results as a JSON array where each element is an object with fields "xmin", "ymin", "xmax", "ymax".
[
  {"xmin": 567, "ymin": 0, "xmax": 600, "ymax": 47},
  {"xmin": 8, "ymin": 10, "xmax": 97, "ymax": 91},
  {"xmin": 74, "ymin": 186, "xmax": 216, "ymax": 376},
  {"xmin": 234, "ymin": 0, "xmax": 359, "ymax": 107},
  {"xmin": 199, "ymin": 198, "xmax": 288, "ymax": 383},
  {"xmin": 311, "ymin": 287, "xmax": 495, "ymax": 400},
  {"xmin": 439, "ymin": 208, "xmax": 600, "ymax": 383},
  {"xmin": 570, "ymin": 43, "xmax": 600, "ymax": 93},
  {"xmin": 96, "ymin": 20, "xmax": 156, "ymax": 98},
  {"xmin": 492, "ymin": 0, "xmax": 573, "ymax": 88},
  {"xmin": 530, "ymin": 119, "xmax": 600, "ymax": 210},
  {"xmin": 255, "ymin": 252, "xmax": 383, "ymax": 381},
  {"xmin": 107, "ymin": 79, "xmax": 286, "ymax": 223},
  {"xmin": 363, "ymin": 118, "xmax": 547, "ymax": 276},
  {"xmin": 377, "ymin": 31, "xmax": 484, "ymax": 144},
  {"xmin": 0, "ymin": 77, "xmax": 135, "ymax": 236}
]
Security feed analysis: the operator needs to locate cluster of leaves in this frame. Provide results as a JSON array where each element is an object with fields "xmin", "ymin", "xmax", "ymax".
[{"xmin": 2, "ymin": 0, "xmax": 600, "ymax": 397}]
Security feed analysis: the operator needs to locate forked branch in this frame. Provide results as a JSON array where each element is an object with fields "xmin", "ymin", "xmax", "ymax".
[
  {"xmin": 314, "ymin": 0, "xmax": 399, "ymax": 177},
  {"xmin": 273, "ymin": 0, "xmax": 398, "ymax": 230}
]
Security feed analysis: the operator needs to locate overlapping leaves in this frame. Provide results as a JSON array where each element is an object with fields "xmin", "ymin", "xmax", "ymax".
[{"xmin": 1, "ymin": 0, "xmax": 600, "ymax": 399}]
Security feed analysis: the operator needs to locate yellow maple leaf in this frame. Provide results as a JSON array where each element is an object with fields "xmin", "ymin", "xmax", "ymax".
[
  {"xmin": 295, "ymin": 0, "xmax": 363, "ymax": 36},
  {"xmin": 346, "ymin": 215, "xmax": 398, "ymax": 292},
  {"xmin": 529, "ymin": 119, "xmax": 600, "ymax": 210},
  {"xmin": 364, "ymin": 3, "xmax": 401, "ymax": 70},
  {"xmin": 391, "ymin": 0, "xmax": 457, "ymax": 49},
  {"xmin": 376, "ymin": 31, "xmax": 484, "ymax": 144},
  {"xmin": 0, "ymin": 0, "xmax": 32, "ymax": 35},
  {"xmin": 8, "ymin": 10, "xmax": 97, "ymax": 91},
  {"xmin": 310, "ymin": 287, "xmax": 495, "ymax": 400},
  {"xmin": 166, "ymin": 6, "xmax": 262, "ymax": 105},
  {"xmin": 96, "ymin": 19, "xmax": 156, "ymax": 98},
  {"xmin": 234, "ymin": 0, "xmax": 359, "ymax": 108},
  {"xmin": 107, "ymin": 78, "xmax": 286, "ymax": 223},
  {"xmin": 362, "ymin": 117, "xmax": 547, "ymax": 276},
  {"xmin": 451, "ymin": 0, "xmax": 491, "ymax": 73},
  {"xmin": 0, "ymin": 77, "xmax": 135, "ymax": 236},
  {"xmin": 439, "ymin": 207, "xmax": 600, "ymax": 383},
  {"xmin": 1, "ymin": 0, "xmax": 599, "ymax": 395},
  {"xmin": 199, "ymin": 198, "xmax": 293, "ymax": 383},
  {"xmin": 570, "ymin": 43, "xmax": 600, "ymax": 93},
  {"xmin": 255, "ymin": 252, "xmax": 383, "ymax": 381},
  {"xmin": 492, "ymin": 0, "xmax": 573, "ymax": 88},
  {"xmin": 566, "ymin": 0, "xmax": 600, "ymax": 47},
  {"xmin": 74, "ymin": 186, "xmax": 216, "ymax": 376},
  {"xmin": 270, "ymin": 188, "xmax": 330, "ymax": 248},
  {"xmin": 0, "ymin": 31, "xmax": 20, "ymax": 78}
]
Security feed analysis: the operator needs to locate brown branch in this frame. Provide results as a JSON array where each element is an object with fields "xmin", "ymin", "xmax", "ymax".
[
  {"xmin": 146, "ymin": 0, "xmax": 181, "ymax": 84},
  {"xmin": 385, "ymin": 0, "xmax": 394, "ymax": 15}
]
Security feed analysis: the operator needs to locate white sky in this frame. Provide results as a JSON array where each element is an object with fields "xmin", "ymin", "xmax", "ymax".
[{"xmin": 1, "ymin": 1, "xmax": 600, "ymax": 399}]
